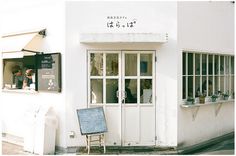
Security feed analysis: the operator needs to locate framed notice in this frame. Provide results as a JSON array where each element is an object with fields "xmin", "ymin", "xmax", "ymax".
[{"xmin": 37, "ymin": 53, "xmax": 61, "ymax": 92}]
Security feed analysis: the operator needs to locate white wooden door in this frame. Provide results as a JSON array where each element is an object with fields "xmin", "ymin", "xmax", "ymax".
[
  {"xmin": 121, "ymin": 51, "xmax": 155, "ymax": 146},
  {"xmin": 88, "ymin": 50, "xmax": 155, "ymax": 146}
]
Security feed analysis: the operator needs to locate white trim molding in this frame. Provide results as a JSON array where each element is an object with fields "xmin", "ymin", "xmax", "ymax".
[{"xmin": 79, "ymin": 33, "xmax": 168, "ymax": 43}]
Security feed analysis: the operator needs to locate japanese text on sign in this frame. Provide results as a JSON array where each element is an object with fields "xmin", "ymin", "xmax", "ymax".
[{"xmin": 107, "ymin": 16, "xmax": 137, "ymax": 28}]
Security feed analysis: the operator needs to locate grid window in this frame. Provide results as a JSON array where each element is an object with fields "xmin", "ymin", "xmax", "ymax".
[{"xmin": 182, "ymin": 51, "xmax": 234, "ymax": 100}]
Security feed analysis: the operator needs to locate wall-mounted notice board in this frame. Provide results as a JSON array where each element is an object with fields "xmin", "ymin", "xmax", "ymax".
[{"xmin": 76, "ymin": 107, "xmax": 108, "ymax": 135}]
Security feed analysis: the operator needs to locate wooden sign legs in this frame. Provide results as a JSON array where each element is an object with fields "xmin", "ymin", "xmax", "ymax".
[{"xmin": 86, "ymin": 133, "xmax": 106, "ymax": 154}]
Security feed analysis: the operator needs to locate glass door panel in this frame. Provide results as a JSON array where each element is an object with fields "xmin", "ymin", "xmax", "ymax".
[
  {"xmin": 125, "ymin": 54, "xmax": 137, "ymax": 76},
  {"xmin": 140, "ymin": 54, "xmax": 152, "ymax": 76},
  {"xmin": 90, "ymin": 53, "xmax": 103, "ymax": 76},
  {"xmin": 90, "ymin": 79, "xmax": 103, "ymax": 104},
  {"xmin": 106, "ymin": 54, "xmax": 119, "ymax": 76},
  {"xmin": 106, "ymin": 79, "xmax": 119, "ymax": 103},
  {"xmin": 125, "ymin": 79, "xmax": 137, "ymax": 103},
  {"xmin": 140, "ymin": 79, "xmax": 152, "ymax": 103}
]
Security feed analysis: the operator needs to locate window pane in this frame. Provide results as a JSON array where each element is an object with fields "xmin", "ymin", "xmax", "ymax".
[
  {"xmin": 202, "ymin": 54, "xmax": 207, "ymax": 75},
  {"xmin": 140, "ymin": 54, "xmax": 152, "ymax": 76},
  {"xmin": 208, "ymin": 76, "xmax": 213, "ymax": 96},
  {"xmin": 140, "ymin": 79, "xmax": 152, "ymax": 103},
  {"xmin": 231, "ymin": 76, "xmax": 234, "ymax": 96},
  {"xmin": 3, "ymin": 56, "xmax": 36, "ymax": 90},
  {"xmin": 90, "ymin": 53, "xmax": 103, "ymax": 76},
  {"xmin": 183, "ymin": 76, "xmax": 186, "ymax": 99},
  {"xmin": 188, "ymin": 76, "xmax": 193, "ymax": 97},
  {"xmin": 125, "ymin": 54, "xmax": 137, "ymax": 76},
  {"xmin": 125, "ymin": 79, "xmax": 137, "ymax": 103},
  {"xmin": 208, "ymin": 55, "xmax": 213, "ymax": 75},
  {"xmin": 220, "ymin": 56, "xmax": 224, "ymax": 75},
  {"xmin": 215, "ymin": 55, "xmax": 219, "ymax": 75},
  {"xmin": 195, "ymin": 76, "xmax": 200, "ymax": 97},
  {"xmin": 231, "ymin": 56, "xmax": 234, "ymax": 74},
  {"xmin": 3, "ymin": 60, "xmax": 23, "ymax": 89},
  {"xmin": 106, "ymin": 54, "xmax": 118, "ymax": 76},
  {"xmin": 183, "ymin": 53, "xmax": 186, "ymax": 75},
  {"xmin": 220, "ymin": 76, "xmax": 224, "ymax": 92},
  {"xmin": 195, "ymin": 54, "xmax": 200, "ymax": 75},
  {"xmin": 91, "ymin": 79, "xmax": 103, "ymax": 103},
  {"xmin": 225, "ymin": 56, "xmax": 229, "ymax": 75},
  {"xmin": 106, "ymin": 79, "xmax": 118, "ymax": 103},
  {"xmin": 215, "ymin": 76, "xmax": 219, "ymax": 93},
  {"xmin": 202, "ymin": 76, "xmax": 207, "ymax": 94},
  {"xmin": 225, "ymin": 75, "xmax": 229, "ymax": 94},
  {"xmin": 188, "ymin": 53, "xmax": 193, "ymax": 75}
]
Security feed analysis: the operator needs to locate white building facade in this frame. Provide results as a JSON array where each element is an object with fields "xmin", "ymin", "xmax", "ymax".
[{"xmin": 0, "ymin": 1, "xmax": 234, "ymax": 151}]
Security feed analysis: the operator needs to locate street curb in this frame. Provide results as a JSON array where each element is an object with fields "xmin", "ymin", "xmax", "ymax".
[{"xmin": 177, "ymin": 132, "xmax": 234, "ymax": 154}]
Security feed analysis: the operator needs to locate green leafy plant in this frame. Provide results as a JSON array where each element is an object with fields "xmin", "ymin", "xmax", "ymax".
[
  {"xmin": 186, "ymin": 97, "xmax": 195, "ymax": 105},
  {"xmin": 222, "ymin": 91, "xmax": 229, "ymax": 100},
  {"xmin": 211, "ymin": 94, "xmax": 218, "ymax": 102}
]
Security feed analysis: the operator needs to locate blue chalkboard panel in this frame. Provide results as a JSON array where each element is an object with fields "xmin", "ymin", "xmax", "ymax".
[{"xmin": 76, "ymin": 107, "xmax": 108, "ymax": 135}]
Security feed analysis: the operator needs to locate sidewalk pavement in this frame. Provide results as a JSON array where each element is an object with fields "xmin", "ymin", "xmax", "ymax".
[
  {"xmin": 2, "ymin": 132, "xmax": 234, "ymax": 155},
  {"xmin": 2, "ymin": 142, "xmax": 177, "ymax": 155}
]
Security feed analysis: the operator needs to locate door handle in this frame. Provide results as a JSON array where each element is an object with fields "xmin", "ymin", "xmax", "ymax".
[
  {"xmin": 116, "ymin": 90, "xmax": 120, "ymax": 98},
  {"xmin": 121, "ymin": 91, "xmax": 127, "ymax": 104},
  {"xmin": 124, "ymin": 91, "xmax": 127, "ymax": 98}
]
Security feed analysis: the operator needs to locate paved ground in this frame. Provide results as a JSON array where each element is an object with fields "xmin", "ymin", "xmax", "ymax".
[
  {"xmin": 2, "ymin": 142, "xmax": 177, "ymax": 155},
  {"xmin": 191, "ymin": 137, "xmax": 234, "ymax": 155},
  {"xmin": 2, "ymin": 135, "xmax": 234, "ymax": 155},
  {"xmin": 2, "ymin": 142, "xmax": 32, "ymax": 155}
]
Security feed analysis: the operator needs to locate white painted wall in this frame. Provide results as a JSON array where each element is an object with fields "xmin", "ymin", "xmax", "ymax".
[
  {"xmin": 65, "ymin": 1, "xmax": 177, "ymax": 147},
  {"xmin": 0, "ymin": 0, "xmax": 67, "ymax": 148},
  {"xmin": 177, "ymin": 1, "xmax": 234, "ymax": 147},
  {"xmin": 2, "ymin": 0, "xmax": 230, "ymax": 149}
]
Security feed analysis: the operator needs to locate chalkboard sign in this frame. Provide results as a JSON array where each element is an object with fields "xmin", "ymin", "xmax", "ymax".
[
  {"xmin": 76, "ymin": 107, "xmax": 108, "ymax": 135},
  {"xmin": 37, "ymin": 53, "xmax": 61, "ymax": 92}
]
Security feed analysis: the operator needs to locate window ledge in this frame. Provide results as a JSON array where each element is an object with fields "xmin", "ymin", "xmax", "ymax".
[
  {"xmin": 180, "ymin": 99, "xmax": 234, "ymax": 121},
  {"xmin": 181, "ymin": 99, "xmax": 234, "ymax": 108},
  {"xmin": 2, "ymin": 88, "xmax": 38, "ymax": 94}
]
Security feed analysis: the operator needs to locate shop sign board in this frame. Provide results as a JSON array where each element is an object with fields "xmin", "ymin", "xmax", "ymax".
[{"xmin": 37, "ymin": 53, "xmax": 61, "ymax": 92}]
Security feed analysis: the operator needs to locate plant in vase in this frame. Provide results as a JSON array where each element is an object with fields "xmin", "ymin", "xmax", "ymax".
[
  {"xmin": 199, "ymin": 91, "xmax": 206, "ymax": 104},
  {"xmin": 186, "ymin": 97, "xmax": 195, "ymax": 105},
  {"xmin": 211, "ymin": 94, "xmax": 218, "ymax": 102},
  {"xmin": 222, "ymin": 91, "xmax": 229, "ymax": 100}
]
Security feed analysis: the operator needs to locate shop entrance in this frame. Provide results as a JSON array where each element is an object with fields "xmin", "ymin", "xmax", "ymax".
[{"xmin": 88, "ymin": 50, "xmax": 155, "ymax": 146}]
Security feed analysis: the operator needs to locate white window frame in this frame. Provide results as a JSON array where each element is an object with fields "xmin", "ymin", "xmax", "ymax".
[{"xmin": 182, "ymin": 51, "xmax": 234, "ymax": 100}]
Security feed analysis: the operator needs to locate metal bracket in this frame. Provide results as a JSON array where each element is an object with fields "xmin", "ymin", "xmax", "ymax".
[
  {"xmin": 191, "ymin": 106, "xmax": 200, "ymax": 121},
  {"xmin": 214, "ymin": 103, "xmax": 223, "ymax": 116},
  {"xmin": 39, "ymin": 29, "xmax": 46, "ymax": 37}
]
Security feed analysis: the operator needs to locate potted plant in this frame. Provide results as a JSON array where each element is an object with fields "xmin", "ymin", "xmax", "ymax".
[
  {"xmin": 222, "ymin": 91, "xmax": 229, "ymax": 100},
  {"xmin": 199, "ymin": 91, "xmax": 206, "ymax": 104},
  {"xmin": 186, "ymin": 97, "xmax": 195, "ymax": 105},
  {"xmin": 211, "ymin": 94, "xmax": 218, "ymax": 102}
]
